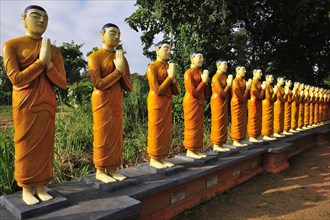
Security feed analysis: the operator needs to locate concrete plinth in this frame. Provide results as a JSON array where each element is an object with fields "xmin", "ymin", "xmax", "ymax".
[
  {"xmin": 136, "ymin": 163, "xmax": 185, "ymax": 176},
  {"xmin": 0, "ymin": 189, "xmax": 68, "ymax": 219},
  {"xmin": 0, "ymin": 124, "xmax": 328, "ymax": 220},
  {"xmin": 174, "ymin": 154, "xmax": 218, "ymax": 166},
  {"xmin": 81, "ymin": 174, "xmax": 138, "ymax": 192}
]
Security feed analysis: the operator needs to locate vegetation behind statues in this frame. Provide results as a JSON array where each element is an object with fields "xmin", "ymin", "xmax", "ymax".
[{"xmin": 1, "ymin": 0, "xmax": 329, "ymax": 194}]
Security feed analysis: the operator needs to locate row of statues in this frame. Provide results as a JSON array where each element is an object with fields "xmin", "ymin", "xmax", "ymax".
[{"xmin": 2, "ymin": 5, "xmax": 330, "ymax": 205}]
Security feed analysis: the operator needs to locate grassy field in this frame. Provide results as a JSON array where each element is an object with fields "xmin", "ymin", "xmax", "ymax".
[{"xmin": 0, "ymin": 100, "xmax": 218, "ymax": 195}]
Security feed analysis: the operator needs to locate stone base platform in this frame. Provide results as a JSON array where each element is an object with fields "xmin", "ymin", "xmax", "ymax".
[{"xmin": 1, "ymin": 125, "xmax": 329, "ymax": 220}]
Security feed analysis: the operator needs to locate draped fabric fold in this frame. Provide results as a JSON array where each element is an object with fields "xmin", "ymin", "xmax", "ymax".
[
  {"xmin": 262, "ymin": 84, "xmax": 276, "ymax": 136},
  {"xmin": 183, "ymin": 67, "xmax": 207, "ymax": 150},
  {"xmin": 3, "ymin": 36, "xmax": 67, "ymax": 187},
  {"xmin": 231, "ymin": 77, "xmax": 248, "ymax": 141},
  {"xmin": 88, "ymin": 49, "xmax": 132, "ymax": 169},
  {"xmin": 284, "ymin": 90, "xmax": 293, "ymax": 131},
  {"xmin": 248, "ymin": 79, "xmax": 264, "ymax": 138},
  {"xmin": 147, "ymin": 60, "xmax": 179, "ymax": 159},
  {"xmin": 210, "ymin": 72, "xmax": 231, "ymax": 145}
]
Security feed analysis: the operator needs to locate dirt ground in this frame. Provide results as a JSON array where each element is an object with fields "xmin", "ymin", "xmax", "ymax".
[{"xmin": 174, "ymin": 144, "xmax": 330, "ymax": 220}]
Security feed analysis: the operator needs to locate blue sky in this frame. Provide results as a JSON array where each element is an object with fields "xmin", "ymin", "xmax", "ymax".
[{"xmin": 0, "ymin": 0, "xmax": 160, "ymax": 74}]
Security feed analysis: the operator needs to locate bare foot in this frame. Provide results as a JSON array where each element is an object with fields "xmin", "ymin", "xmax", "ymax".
[
  {"xmin": 186, "ymin": 150, "xmax": 203, "ymax": 159},
  {"xmin": 96, "ymin": 169, "xmax": 116, "ymax": 183},
  {"xmin": 108, "ymin": 170, "xmax": 127, "ymax": 181},
  {"xmin": 150, "ymin": 158, "xmax": 167, "ymax": 169},
  {"xmin": 283, "ymin": 131, "xmax": 293, "ymax": 135},
  {"xmin": 273, "ymin": 133, "xmax": 284, "ymax": 138},
  {"xmin": 35, "ymin": 186, "xmax": 53, "ymax": 202},
  {"xmin": 22, "ymin": 187, "xmax": 39, "ymax": 205},
  {"xmin": 213, "ymin": 144, "xmax": 230, "ymax": 152},
  {"xmin": 249, "ymin": 137, "xmax": 262, "ymax": 143},
  {"xmin": 263, "ymin": 136, "xmax": 276, "ymax": 141},
  {"xmin": 233, "ymin": 141, "xmax": 247, "ymax": 147},
  {"xmin": 161, "ymin": 159, "xmax": 174, "ymax": 167},
  {"xmin": 196, "ymin": 151, "xmax": 207, "ymax": 158}
]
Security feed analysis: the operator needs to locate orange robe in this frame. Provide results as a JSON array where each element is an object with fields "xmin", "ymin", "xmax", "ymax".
[
  {"xmin": 210, "ymin": 71, "xmax": 231, "ymax": 145},
  {"xmin": 274, "ymin": 86, "xmax": 286, "ymax": 133},
  {"xmin": 319, "ymin": 97, "xmax": 324, "ymax": 122},
  {"xmin": 324, "ymin": 98, "xmax": 330, "ymax": 121},
  {"xmin": 314, "ymin": 97, "xmax": 319, "ymax": 124},
  {"xmin": 248, "ymin": 79, "xmax": 264, "ymax": 138},
  {"xmin": 320, "ymin": 97, "xmax": 327, "ymax": 122},
  {"xmin": 262, "ymin": 84, "xmax": 276, "ymax": 136},
  {"xmin": 231, "ymin": 77, "xmax": 249, "ymax": 142},
  {"xmin": 290, "ymin": 92, "xmax": 300, "ymax": 130},
  {"xmin": 304, "ymin": 95, "xmax": 310, "ymax": 126},
  {"xmin": 309, "ymin": 96, "xmax": 314, "ymax": 125},
  {"xmin": 2, "ymin": 36, "xmax": 67, "ymax": 188},
  {"xmin": 146, "ymin": 60, "xmax": 179, "ymax": 159},
  {"xmin": 88, "ymin": 48, "xmax": 132, "ymax": 169},
  {"xmin": 298, "ymin": 94, "xmax": 305, "ymax": 128},
  {"xmin": 183, "ymin": 67, "xmax": 208, "ymax": 150},
  {"xmin": 284, "ymin": 90, "xmax": 293, "ymax": 131}
]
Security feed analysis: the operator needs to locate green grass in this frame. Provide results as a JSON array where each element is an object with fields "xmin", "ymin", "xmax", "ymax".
[{"xmin": 0, "ymin": 128, "xmax": 17, "ymax": 195}]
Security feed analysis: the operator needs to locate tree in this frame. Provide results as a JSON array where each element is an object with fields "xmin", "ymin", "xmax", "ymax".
[
  {"xmin": 0, "ymin": 56, "xmax": 12, "ymax": 93},
  {"xmin": 0, "ymin": 56, "xmax": 12, "ymax": 105},
  {"xmin": 126, "ymin": 0, "xmax": 330, "ymax": 86},
  {"xmin": 58, "ymin": 41, "xmax": 87, "ymax": 85}
]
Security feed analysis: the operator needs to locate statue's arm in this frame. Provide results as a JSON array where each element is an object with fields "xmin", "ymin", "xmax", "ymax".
[{"xmin": 2, "ymin": 42, "xmax": 44, "ymax": 87}]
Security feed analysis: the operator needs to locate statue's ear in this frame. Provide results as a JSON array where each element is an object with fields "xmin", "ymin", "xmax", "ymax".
[
  {"xmin": 22, "ymin": 13, "xmax": 27, "ymax": 28},
  {"xmin": 100, "ymin": 30, "xmax": 105, "ymax": 36}
]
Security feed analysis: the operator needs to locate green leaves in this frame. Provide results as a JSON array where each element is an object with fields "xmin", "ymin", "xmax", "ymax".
[{"xmin": 126, "ymin": 0, "xmax": 330, "ymax": 85}]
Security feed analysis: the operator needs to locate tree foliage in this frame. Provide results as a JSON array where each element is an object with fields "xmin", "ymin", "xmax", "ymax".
[
  {"xmin": 58, "ymin": 41, "xmax": 87, "ymax": 85},
  {"xmin": 126, "ymin": 0, "xmax": 330, "ymax": 85}
]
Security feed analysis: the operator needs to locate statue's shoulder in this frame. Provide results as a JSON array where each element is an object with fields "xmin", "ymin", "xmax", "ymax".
[
  {"xmin": 88, "ymin": 49, "xmax": 104, "ymax": 60},
  {"xmin": 3, "ymin": 36, "xmax": 27, "ymax": 50}
]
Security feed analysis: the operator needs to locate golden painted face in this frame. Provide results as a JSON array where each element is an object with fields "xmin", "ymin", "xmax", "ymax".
[
  {"xmin": 101, "ymin": 27, "xmax": 121, "ymax": 49},
  {"xmin": 237, "ymin": 67, "xmax": 246, "ymax": 77},
  {"xmin": 254, "ymin": 69, "xmax": 262, "ymax": 79},
  {"xmin": 266, "ymin": 75, "xmax": 274, "ymax": 84},
  {"xmin": 23, "ymin": 8, "xmax": 48, "ymax": 36},
  {"xmin": 278, "ymin": 77, "xmax": 285, "ymax": 86},
  {"xmin": 218, "ymin": 61, "xmax": 228, "ymax": 72},
  {"xmin": 156, "ymin": 43, "xmax": 171, "ymax": 61},
  {"xmin": 191, "ymin": 53, "xmax": 204, "ymax": 68},
  {"xmin": 286, "ymin": 80, "xmax": 292, "ymax": 87}
]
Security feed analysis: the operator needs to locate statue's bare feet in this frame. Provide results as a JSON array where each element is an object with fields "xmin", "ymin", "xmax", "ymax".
[
  {"xmin": 249, "ymin": 137, "xmax": 262, "ymax": 143},
  {"xmin": 161, "ymin": 159, "xmax": 174, "ymax": 167},
  {"xmin": 233, "ymin": 141, "xmax": 247, "ymax": 147},
  {"xmin": 35, "ymin": 186, "xmax": 53, "ymax": 202},
  {"xmin": 108, "ymin": 170, "xmax": 127, "ymax": 181},
  {"xmin": 96, "ymin": 169, "xmax": 116, "ymax": 183},
  {"xmin": 213, "ymin": 144, "xmax": 230, "ymax": 152},
  {"xmin": 22, "ymin": 187, "xmax": 39, "ymax": 205},
  {"xmin": 196, "ymin": 151, "xmax": 207, "ymax": 158},
  {"xmin": 186, "ymin": 150, "xmax": 203, "ymax": 159},
  {"xmin": 273, "ymin": 133, "xmax": 284, "ymax": 138},
  {"xmin": 150, "ymin": 158, "xmax": 167, "ymax": 169},
  {"xmin": 263, "ymin": 136, "xmax": 276, "ymax": 141}
]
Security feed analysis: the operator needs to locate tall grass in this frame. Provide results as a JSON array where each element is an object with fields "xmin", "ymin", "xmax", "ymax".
[
  {"xmin": 0, "ymin": 128, "xmax": 17, "ymax": 195},
  {"xmin": 53, "ymin": 104, "xmax": 94, "ymax": 183}
]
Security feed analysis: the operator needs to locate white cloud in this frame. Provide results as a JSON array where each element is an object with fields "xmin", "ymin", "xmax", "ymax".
[{"xmin": 0, "ymin": 0, "xmax": 152, "ymax": 74}]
